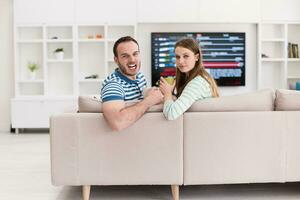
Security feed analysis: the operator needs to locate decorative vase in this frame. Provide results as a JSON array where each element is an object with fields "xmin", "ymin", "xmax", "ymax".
[
  {"xmin": 29, "ymin": 71, "xmax": 36, "ymax": 80},
  {"xmin": 54, "ymin": 51, "xmax": 64, "ymax": 60}
]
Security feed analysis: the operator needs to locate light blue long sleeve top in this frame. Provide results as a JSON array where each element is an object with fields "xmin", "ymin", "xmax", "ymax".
[{"xmin": 163, "ymin": 76, "xmax": 212, "ymax": 120}]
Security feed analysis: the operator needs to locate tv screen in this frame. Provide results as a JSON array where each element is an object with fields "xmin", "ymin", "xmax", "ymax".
[{"xmin": 151, "ymin": 32, "xmax": 246, "ymax": 86}]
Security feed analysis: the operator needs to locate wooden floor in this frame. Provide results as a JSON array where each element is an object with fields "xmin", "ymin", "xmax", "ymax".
[{"xmin": 1, "ymin": 131, "xmax": 300, "ymax": 200}]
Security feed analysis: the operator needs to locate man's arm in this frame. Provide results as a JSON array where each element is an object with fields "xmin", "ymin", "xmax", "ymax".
[{"xmin": 102, "ymin": 88, "xmax": 163, "ymax": 131}]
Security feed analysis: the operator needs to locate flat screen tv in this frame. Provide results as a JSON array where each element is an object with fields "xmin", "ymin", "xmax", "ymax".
[{"xmin": 151, "ymin": 32, "xmax": 246, "ymax": 86}]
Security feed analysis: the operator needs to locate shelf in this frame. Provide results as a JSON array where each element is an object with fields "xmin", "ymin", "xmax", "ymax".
[
  {"xmin": 259, "ymin": 22, "xmax": 300, "ymax": 90},
  {"xmin": 46, "ymin": 26, "xmax": 73, "ymax": 40},
  {"xmin": 15, "ymin": 23, "xmax": 136, "ymax": 98},
  {"xmin": 47, "ymin": 42, "xmax": 73, "ymax": 60},
  {"xmin": 261, "ymin": 58, "xmax": 285, "ymax": 62},
  {"xmin": 79, "ymin": 79, "xmax": 103, "ymax": 83},
  {"xmin": 18, "ymin": 80, "xmax": 44, "ymax": 83},
  {"xmin": 46, "ymin": 39, "xmax": 73, "ymax": 43},
  {"xmin": 17, "ymin": 39, "xmax": 43, "ymax": 43},
  {"xmin": 48, "ymin": 62, "xmax": 74, "ymax": 96},
  {"xmin": 287, "ymin": 76, "xmax": 300, "ymax": 79},
  {"xmin": 78, "ymin": 39, "xmax": 105, "ymax": 43},
  {"xmin": 260, "ymin": 24, "xmax": 285, "ymax": 39},
  {"xmin": 288, "ymin": 58, "xmax": 300, "ymax": 62},
  {"xmin": 17, "ymin": 26, "xmax": 43, "ymax": 40},
  {"xmin": 47, "ymin": 59, "xmax": 73, "ymax": 63},
  {"xmin": 261, "ymin": 38, "xmax": 285, "ymax": 42},
  {"xmin": 78, "ymin": 25, "xmax": 105, "ymax": 40},
  {"xmin": 261, "ymin": 42, "xmax": 285, "ymax": 59}
]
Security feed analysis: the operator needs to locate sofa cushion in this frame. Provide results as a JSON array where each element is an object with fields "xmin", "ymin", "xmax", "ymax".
[
  {"xmin": 275, "ymin": 89, "xmax": 300, "ymax": 111},
  {"xmin": 188, "ymin": 89, "xmax": 275, "ymax": 112},
  {"xmin": 78, "ymin": 96, "xmax": 163, "ymax": 113},
  {"xmin": 79, "ymin": 89, "xmax": 274, "ymax": 113}
]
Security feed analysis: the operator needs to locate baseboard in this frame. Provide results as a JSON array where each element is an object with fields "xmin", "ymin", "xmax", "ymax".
[{"xmin": 0, "ymin": 122, "xmax": 10, "ymax": 132}]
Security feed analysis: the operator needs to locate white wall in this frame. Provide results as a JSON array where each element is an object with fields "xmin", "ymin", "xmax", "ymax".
[
  {"xmin": 0, "ymin": 0, "xmax": 13, "ymax": 132},
  {"xmin": 261, "ymin": 0, "xmax": 300, "ymax": 21},
  {"xmin": 137, "ymin": 23, "xmax": 257, "ymax": 96}
]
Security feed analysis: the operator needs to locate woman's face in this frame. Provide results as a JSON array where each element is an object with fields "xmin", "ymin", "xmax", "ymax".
[{"xmin": 175, "ymin": 46, "xmax": 199, "ymax": 73}]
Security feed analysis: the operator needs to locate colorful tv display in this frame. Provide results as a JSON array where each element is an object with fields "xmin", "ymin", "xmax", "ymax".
[{"xmin": 151, "ymin": 32, "xmax": 246, "ymax": 86}]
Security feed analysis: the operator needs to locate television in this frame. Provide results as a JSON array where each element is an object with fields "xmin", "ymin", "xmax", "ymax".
[{"xmin": 151, "ymin": 32, "xmax": 246, "ymax": 86}]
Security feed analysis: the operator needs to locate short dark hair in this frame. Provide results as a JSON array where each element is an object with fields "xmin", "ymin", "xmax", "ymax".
[{"xmin": 113, "ymin": 36, "xmax": 139, "ymax": 57}]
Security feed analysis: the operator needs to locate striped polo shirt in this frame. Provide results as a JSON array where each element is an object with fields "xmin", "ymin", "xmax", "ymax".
[{"xmin": 101, "ymin": 69, "xmax": 147, "ymax": 102}]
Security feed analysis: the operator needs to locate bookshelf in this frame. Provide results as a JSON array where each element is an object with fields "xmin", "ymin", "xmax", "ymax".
[
  {"xmin": 12, "ymin": 23, "xmax": 136, "ymax": 131},
  {"xmin": 258, "ymin": 22, "xmax": 300, "ymax": 90}
]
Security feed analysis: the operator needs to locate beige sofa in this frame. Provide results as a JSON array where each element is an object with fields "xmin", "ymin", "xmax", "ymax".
[{"xmin": 50, "ymin": 89, "xmax": 300, "ymax": 200}]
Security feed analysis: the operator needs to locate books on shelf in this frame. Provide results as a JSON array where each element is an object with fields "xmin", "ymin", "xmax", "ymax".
[{"xmin": 288, "ymin": 43, "xmax": 299, "ymax": 58}]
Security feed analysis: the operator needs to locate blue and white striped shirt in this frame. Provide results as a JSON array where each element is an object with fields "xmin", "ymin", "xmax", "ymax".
[{"xmin": 101, "ymin": 69, "xmax": 147, "ymax": 102}]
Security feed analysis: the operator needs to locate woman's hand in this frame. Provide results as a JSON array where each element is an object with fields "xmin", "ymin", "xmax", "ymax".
[{"xmin": 159, "ymin": 77, "xmax": 175, "ymax": 101}]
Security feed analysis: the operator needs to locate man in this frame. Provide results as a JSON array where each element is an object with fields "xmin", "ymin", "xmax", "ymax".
[{"xmin": 101, "ymin": 36, "xmax": 163, "ymax": 131}]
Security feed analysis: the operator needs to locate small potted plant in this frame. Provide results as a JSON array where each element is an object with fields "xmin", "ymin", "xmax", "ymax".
[
  {"xmin": 54, "ymin": 48, "xmax": 64, "ymax": 60},
  {"xmin": 27, "ymin": 61, "xmax": 38, "ymax": 80}
]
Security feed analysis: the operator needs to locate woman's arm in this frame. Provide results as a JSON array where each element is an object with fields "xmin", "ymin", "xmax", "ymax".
[{"xmin": 162, "ymin": 76, "xmax": 211, "ymax": 120}]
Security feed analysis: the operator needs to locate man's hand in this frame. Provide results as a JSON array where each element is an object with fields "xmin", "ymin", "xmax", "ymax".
[{"xmin": 144, "ymin": 87, "xmax": 164, "ymax": 106}]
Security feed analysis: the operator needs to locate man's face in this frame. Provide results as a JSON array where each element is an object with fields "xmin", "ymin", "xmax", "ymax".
[{"xmin": 114, "ymin": 41, "xmax": 141, "ymax": 80}]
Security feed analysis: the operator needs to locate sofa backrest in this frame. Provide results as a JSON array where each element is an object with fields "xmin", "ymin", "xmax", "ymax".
[
  {"xmin": 78, "ymin": 89, "xmax": 275, "ymax": 113},
  {"xmin": 275, "ymin": 89, "xmax": 300, "ymax": 111},
  {"xmin": 78, "ymin": 96, "xmax": 163, "ymax": 113},
  {"xmin": 188, "ymin": 89, "xmax": 274, "ymax": 112}
]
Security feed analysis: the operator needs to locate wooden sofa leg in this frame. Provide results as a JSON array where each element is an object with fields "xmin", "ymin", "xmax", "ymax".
[
  {"xmin": 171, "ymin": 185, "xmax": 179, "ymax": 200},
  {"xmin": 82, "ymin": 185, "xmax": 91, "ymax": 200}
]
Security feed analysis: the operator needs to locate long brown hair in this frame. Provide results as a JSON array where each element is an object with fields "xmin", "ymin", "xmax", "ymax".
[{"xmin": 174, "ymin": 38, "xmax": 219, "ymax": 98}]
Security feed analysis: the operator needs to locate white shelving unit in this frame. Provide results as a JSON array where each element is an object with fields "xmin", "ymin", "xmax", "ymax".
[
  {"xmin": 12, "ymin": 23, "xmax": 136, "ymax": 131},
  {"xmin": 258, "ymin": 22, "xmax": 300, "ymax": 90}
]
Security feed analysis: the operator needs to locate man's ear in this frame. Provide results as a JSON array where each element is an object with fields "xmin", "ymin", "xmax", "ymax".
[{"xmin": 114, "ymin": 56, "xmax": 118, "ymax": 64}]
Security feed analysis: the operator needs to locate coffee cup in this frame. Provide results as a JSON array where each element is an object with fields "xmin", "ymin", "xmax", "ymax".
[{"xmin": 164, "ymin": 76, "xmax": 175, "ymax": 85}]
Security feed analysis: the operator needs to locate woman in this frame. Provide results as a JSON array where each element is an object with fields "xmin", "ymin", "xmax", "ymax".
[{"xmin": 159, "ymin": 37, "xmax": 219, "ymax": 120}]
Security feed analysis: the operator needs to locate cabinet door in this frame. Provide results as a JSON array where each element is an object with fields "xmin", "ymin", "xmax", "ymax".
[
  {"xmin": 11, "ymin": 99, "xmax": 77, "ymax": 128},
  {"xmin": 14, "ymin": 0, "xmax": 75, "ymax": 24},
  {"xmin": 11, "ymin": 100, "xmax": 47, "ymax": 128},
  {"xmin": 75, "ymin": 0, "xmax": 137, "ymax": 23},
  {"xmin": 137, "ymin": 0, "xmax": 199, "ymax": 23}
]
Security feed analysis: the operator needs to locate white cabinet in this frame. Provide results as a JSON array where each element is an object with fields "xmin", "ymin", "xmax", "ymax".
[
  {"xmin": 11, "ymin": 99, "xmax": 77, "ymax": 128},
  {"xmin": 258, "ymin": 22, "xmax": 300, "ymax": 90}
]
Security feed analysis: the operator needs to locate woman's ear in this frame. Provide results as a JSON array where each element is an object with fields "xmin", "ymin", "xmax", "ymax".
[{"xmin": 195, "ymin": 53, "xmax": 200, "ymax": 61}]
